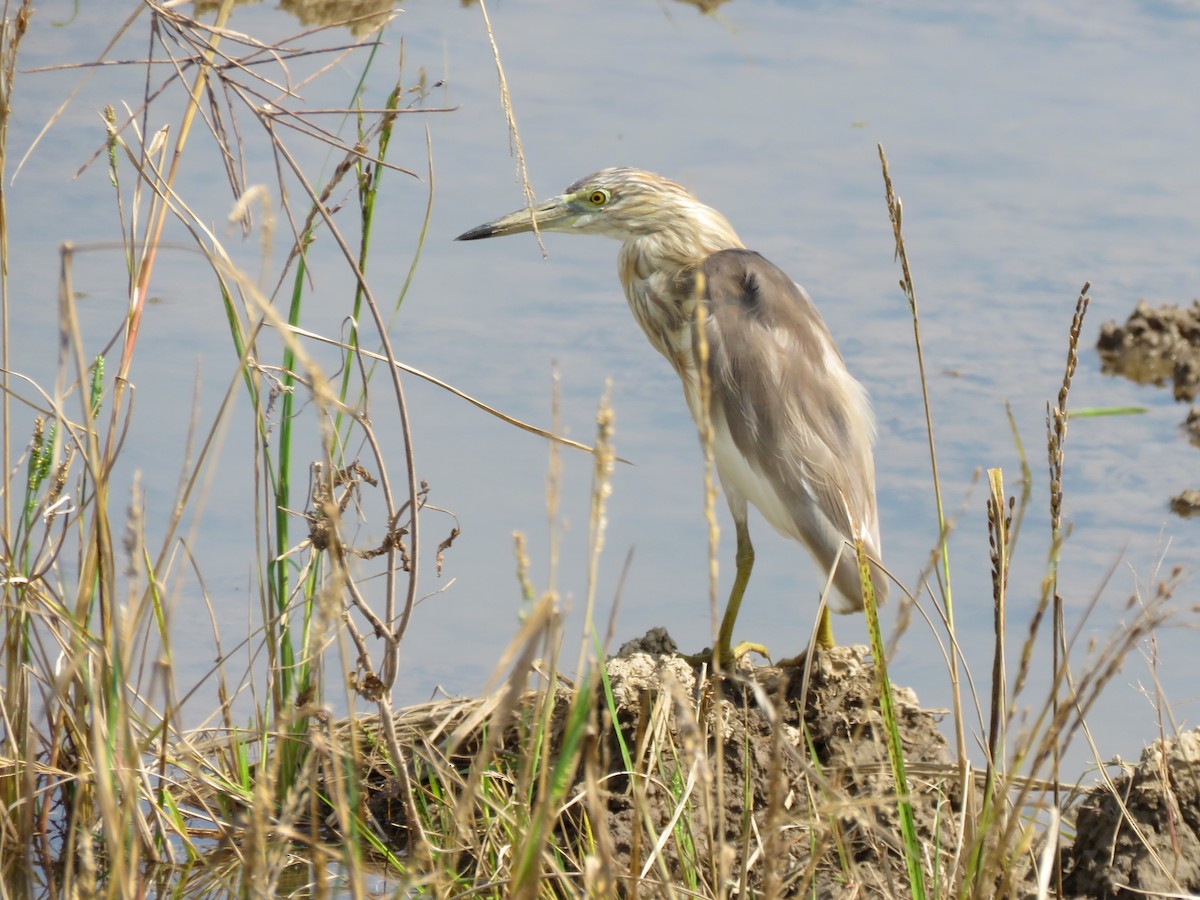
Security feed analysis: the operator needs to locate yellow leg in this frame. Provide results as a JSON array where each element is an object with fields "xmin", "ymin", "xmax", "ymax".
[
  {"xmin": 682, "ymin": 517, "xmax": 769, "ymax": 669},
  {"xmin": 815, "ymin": 606, "xmax": 835, "ymax": 650},
  {"xmin": 715, "ymin": 518, "xmax": 753, "ymax": 662}
]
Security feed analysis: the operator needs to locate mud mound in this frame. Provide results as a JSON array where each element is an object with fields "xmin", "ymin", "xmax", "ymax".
[
  {"xmin": 357, "ymin": 630, "xmax": 1196, "ymax": 895},
  {"xmin": 1186, "ymin": 407, "xmax": 1200, "ymax": 446},
  {"xmin": 597, "ymin": 631, "xmax": 954, "ymax": 895},
  {"xmin": 1170, "ymin": 489, "xmax": 1200, "ymax": 518},
  {"xmin": 1062, "ymin": 728, "xmax": 1200, "ymax": 898},
  {"xmin": 1097, "ymin": 299, "xmax": 1200, "ymax": 402},
  {"xmin": 1098, "ymin": 301, "xmax": 1200, "ymax": 515}
]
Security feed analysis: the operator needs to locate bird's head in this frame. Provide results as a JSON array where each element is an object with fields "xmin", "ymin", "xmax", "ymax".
[{"xmin": 456, "ymin": 167, "xmax": 720, "ymax": 244}]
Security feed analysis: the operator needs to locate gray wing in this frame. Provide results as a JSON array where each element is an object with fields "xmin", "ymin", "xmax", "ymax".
[{"xmin": 696, "ymin": 248, "xmax": 886, "ymax": 609}]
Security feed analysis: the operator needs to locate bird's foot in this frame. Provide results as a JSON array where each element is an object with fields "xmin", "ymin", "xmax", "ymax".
[
  {"xmin": 772, "ymin": 613, "xmax": 837, "ymax": 668},
  {"xmin": 680, "ymin": 640, "xmax": 771, "ymax": 670},
  {"xmin": 731, "ymin": 640, "xmax": 771, "ymax": 664},
  {"xmin": 773, "ymin": 650, "xmax": 817, "ymax": 669}
]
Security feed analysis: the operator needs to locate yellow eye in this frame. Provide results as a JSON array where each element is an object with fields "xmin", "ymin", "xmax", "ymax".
[{"xmin": 588, "ymin": 189, "xmax": 609, "ymax": 206}]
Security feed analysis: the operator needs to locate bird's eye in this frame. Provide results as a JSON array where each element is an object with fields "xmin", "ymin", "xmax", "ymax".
[{"xmin": 588, "ymin": 189, "xmax": 610, "ymax": 207}]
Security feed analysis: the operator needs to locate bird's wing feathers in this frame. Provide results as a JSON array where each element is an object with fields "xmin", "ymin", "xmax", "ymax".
[{"xmin": 697, "ymin": 249, "xmax": 883, "ymax": 603}]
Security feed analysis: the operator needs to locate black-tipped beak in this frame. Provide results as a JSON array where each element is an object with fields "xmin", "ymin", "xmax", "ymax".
[
  {"xmin": 455, "ymin": 222, "xmax": 503, "ymax": 241},
  {"xmin": 454, "ymin": 196, "xmax": 573, "ymax": 242}
]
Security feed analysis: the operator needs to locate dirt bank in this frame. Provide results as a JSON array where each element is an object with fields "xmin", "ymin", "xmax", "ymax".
[{"xmin": 357, "ymin": 630, "xmax": 1200, "ymax": 896}]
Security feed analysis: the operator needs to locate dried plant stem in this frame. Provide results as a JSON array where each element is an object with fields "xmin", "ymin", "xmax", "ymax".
[
  {"xmin": 545, "ymin": 366, "xmax": 563, "ymax": 594},
  {"xmin": 575, "ymin": 384, "xmax": 615, "ymax": 679},
  {"xmin": 877, "ymin": 143, "xmax": 968, "ymax": 781},
  {"xmin": 969, "ymin": 466, "xmax": 1014, "ymax": 891},
  {"xmin": 986, "ymin": 469, "xmax": 1012, "ymax": 776},
  {"xmin": 693, "ymin": 274, "xmax": 722, "ymax": 665},
  {"xmin": 691, "ymin": 269, "xmax": 730, "ymax": 898},
  {"xmin": 264, "ymin": 127, "xmax": 420, "ymax": 682},
  {"xmin": 1045, "ymin": 282, "xmax": 1090, "ymax": 895},
  {"xmin": 0, "ymin": 2, "xmax": 34, "ymax": 847},
  {"xmin": 0, "ymin": 0, "xmax": 33, "ymax": 546},
  {"xmin": 115, "ymin": 0, "xmax": 234, "ymax": 389},
  {"xmin": 475, "ymin": 0, "xmax": 544, "ymax": 255},
  {"xmin": 278, "ymin": 322, "xmax": 611, "ymax": 458}
]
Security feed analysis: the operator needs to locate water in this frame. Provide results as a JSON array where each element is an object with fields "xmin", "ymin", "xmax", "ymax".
[{"xmin": 7, "ymin": 0, "xmax": 1199, "ymax": 779}]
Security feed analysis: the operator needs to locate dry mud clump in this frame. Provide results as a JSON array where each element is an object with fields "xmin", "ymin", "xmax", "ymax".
[
  {"xmin": 1096, "ymin": 299, "xmax": 1200, "ymax": 401},
  {"xmin": 1061, "ymin": 728, "xmax": 1200, "ymax": 899},
  {"xmin": 1186, "ymin": 406, "xmax": 1200, "ymax": 446},
  {"xmin": 593, "ymin": 630, "xmax": 957, "ymax": 895},
  {"xmin": 1097, "ymin": 300, "xmax": 1200, "ymax": 515},
  {"xmin": 1170, "ymin": 488, "xmax": 1200, "ymax": 518}
]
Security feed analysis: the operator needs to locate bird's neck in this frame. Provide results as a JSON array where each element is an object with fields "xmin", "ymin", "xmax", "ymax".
[
  {"xmin": 616, "ymin": 204, "xmax": 744, "ymax": 371},
  {"xmin": 621, "ymin": 204, "xmax": 744, "ymax": 275}
]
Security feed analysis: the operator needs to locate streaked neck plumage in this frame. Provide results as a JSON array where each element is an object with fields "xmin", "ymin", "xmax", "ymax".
[{"xmin": 616, "ymin": 197, "xmax": 744, "ymax": 367}]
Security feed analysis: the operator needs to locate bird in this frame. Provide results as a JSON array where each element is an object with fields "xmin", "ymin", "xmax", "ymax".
[{"xmin": 456, "ymin": 167, "xmax": 886, "ymax": 667}]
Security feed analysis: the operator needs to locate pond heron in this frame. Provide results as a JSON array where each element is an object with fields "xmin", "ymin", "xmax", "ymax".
[{"xmin": 457, "ymin": 167, "xmax": 886, "ymax": 666}]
